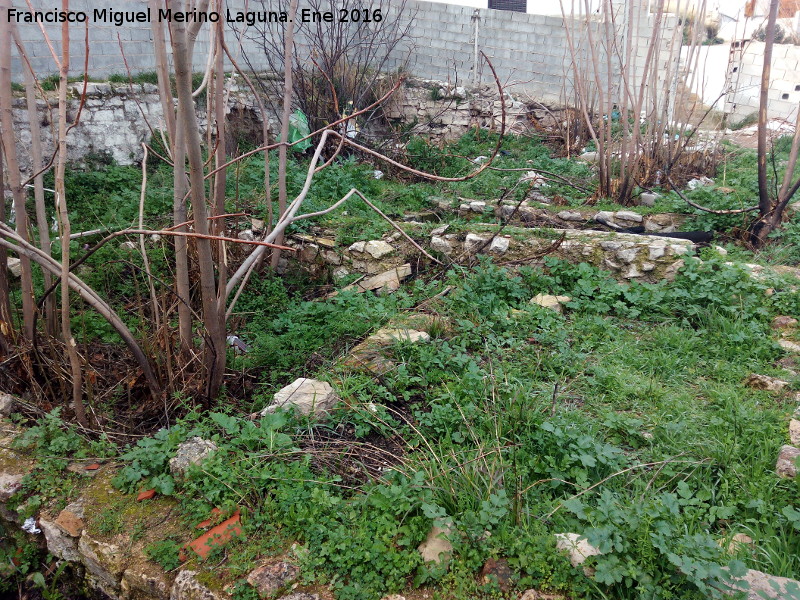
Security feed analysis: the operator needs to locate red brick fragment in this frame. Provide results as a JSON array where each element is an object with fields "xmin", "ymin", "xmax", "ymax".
[
  {"xmin": 136, "ymin": 488, "xmax": 157, "ymax": 502},
  {"xmin": 84, "ymin": 463, "xmax": 101, "ymax": 471},
  {"xmin": 180, "ymin": 513, "xmax": 242, "ymax": 561}
]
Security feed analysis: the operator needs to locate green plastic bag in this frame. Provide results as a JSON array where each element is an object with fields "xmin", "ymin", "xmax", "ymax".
[{"xmin": 285, "ymin": 109, "xmax": 311, "ymax": 152}]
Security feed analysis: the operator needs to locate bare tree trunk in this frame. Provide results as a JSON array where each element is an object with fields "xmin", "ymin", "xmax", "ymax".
[
  {"xmin": 168, "ymin": 3, "xmax": 226, "ymax": 399},
  {"xmin": 149, "ymin": 0, "xmax": 177, "ymax": 145},
  {"xmin": 0, "ymin": 0, "xmax": 36, "ymax": 341},
  {"xmin": 753, "ymin": 0, "xmax": 780, "ymax": 247},
  {"xmin": 54, "ymin": 0, "xmax": 87, "ymax": 427},
  {"xmin": 150, "ymin": 0, "xmax": 193, "ymax": 355},
  {"xmin": 0, "ymin": 140, "xmax": 11, "ymax": 354},
  {"xmin": 212, "ymin": 6, "xmax": 228, "ymax": 380},
  {"xmin": 271, "ymin": 0, "xmax": 299, "ymax": 269},
  {"xmin": 12, "ymin": 25, "xmax": 56, "ymax": 336}
]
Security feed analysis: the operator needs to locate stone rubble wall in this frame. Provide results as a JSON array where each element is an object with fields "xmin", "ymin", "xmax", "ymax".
[
  {"xmin": 9, "ymin": 79, "xmax": 280, "ymax": 178},
  {"xmin": 286, "ymin": 221, "xmax": 694, "ymax": 285},
  {"xmin": 382, "ymin": 78, "xmax": 530, "ymax": 141}
]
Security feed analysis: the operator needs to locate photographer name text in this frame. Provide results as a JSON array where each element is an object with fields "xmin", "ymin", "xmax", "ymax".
[{"xmin": 5, "ymin": 7, "xmax": 384, "ymax": 26}]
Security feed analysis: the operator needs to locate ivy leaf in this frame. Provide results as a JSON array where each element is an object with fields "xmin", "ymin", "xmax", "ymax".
[{"xmin": 151, "ymin": 474, "xmax": 175, "ymax": 496}]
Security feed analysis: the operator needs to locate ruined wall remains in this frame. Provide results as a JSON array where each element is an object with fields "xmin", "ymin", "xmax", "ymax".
[{"xmin": 9, "ymin": 78, "xmax": 280, "ymax": 177}]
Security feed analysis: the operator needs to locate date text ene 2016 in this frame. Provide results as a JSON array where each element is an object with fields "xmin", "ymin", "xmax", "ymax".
[{"xmin": 300, "ymin": 8, "xmax": 383, "ymax": 23}]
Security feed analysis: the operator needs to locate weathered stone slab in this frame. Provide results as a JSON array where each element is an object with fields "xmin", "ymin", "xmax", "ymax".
[
  {"xmin": 121, "ymin": 564, "xmax": 172, "ymax": 600},
  {"xmin": 246, "ymin": 561, "xmax": 299, "ymax": 598},
  {"xmin": 0, "ymin": 473, "xmax": 23, "ymax": 502},
  {"xmin": 724, "ymin": 568, "xmax": 800, "ymax": 599},
  {"xmin": 531, "ymin": 294, "xmax": 571, "ymax": 313},
  {"xmin": 261, "ymin": 378, "xmax": 338, "ymax": 418},
  {"xmin": 40, "ymin": 516, "xmax": 81, "ymax": 562},
  {"xmin": 170, "ymin": 438, "xmax": 218, "ymax": 476},
  {"xmin": 555, "ymin": 533, "xmax": 601, "ymax": 577},
  {"xmin": 776, "ymin": 445, "xmax": 800, "ymax": 478},
  {"xmin": 170, "ymin": 570, "xmax": 231, "ymax": 600},
  {"xmin": 418, "ymin": 526, "xmax": 453, "ymax": 564},
  {"xmin": 744, "ymin": 374, "xmax": 789, "ymax": 392}
]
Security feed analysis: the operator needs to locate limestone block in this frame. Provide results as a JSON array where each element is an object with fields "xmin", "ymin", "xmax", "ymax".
[
  {"xmin": 369, "ymin": 329, "xmax": 430, "ymax": 344},
  {"xmin": 776, "ymin": 445, "xmax": 800, "ymax": 478},
  {"xmin": 555, "ymin": 533, "xmax": 601, "ymax": 576},
  {"xmin": 348, "ymin": 241, "xmax": 366, "ymax": 253},
  {"xmin": 121, "ymin": 565, "xmax": 172, "ymax": 600},
  {"xmin": 790, "ymin": 419, "xmax": 800, "ymax": 446},
  {"xmin": 648, "ymin": 244, "xmax": 666, "ymax": 260},
  {"xmin": 0, "ymin": 392, "xmax": 15, "ymax": 417},
  {"xmin": 614, "ymin": 210, "xmax": 643, "ymax": 223},
  {"xmin": 7, "ymin": 258, "xmax": 21, "ymax": 278},
  {"xmin": 246, "ymin": 561, "xmax": 300, "ymax": 598},
  {"xmin": 79, "ymin": 533, "xmax": 126, "ymax": 594},
  {"xmin": 431, "ymin": 236, "xmax": 453, "ymax": 254},
  {"xmin": 531, "ymin": 294, "xmax": 571, "ymax": 313},
  {"xmin": 773, "ymin": 316, "xmax": 798, "ymax": 330},
  {"xmin": 779, "ymin": 340, "xmax": 800, "ymax": 353},
  {"xmin": 262, "ymin": 378, "xmax": 338, "ymax": 418},
  {"xmin": 556, "ymin": 211, "xmax": 583, "ymax": 221},
  {"xmin": 364, "ymin": 240, "xmax": 395, "ymax": 259},
  {"xmin": 169, "ymin": 438, "xmax": 218, "ymax": 476},
  {"xmin": 418, "ymin": 526, "xmax": 453, "ymax": 564},
  {"xmin": 489, "ymin": 237, "xmax": 510, "ymax": 254},
  {"xmin": 744, "ymin": 373, "xmax": 789, "ymax": 392},
  {"xmin": 464, "ymin": 233, "xmax": 487, "ymax": 253},
  {"xmin": 170, "ymin": 570, "xmax": 231, "ymax": 600},
  {"xmin": 724, "ymin": 568, "xmax": 800, "ymax": 599},
  {"xmin": 40, "ymin": 516, "xmax": 81, "ymax": 562},
  {"xmin": 638, "ymin": 192, "xmax": 659, "ymax": 207},
  {"xmin": 616, "ymin": 247, "xmax": 639, "ymax": 263},
  {"xmin": 0, "ymin": 473, "xmax": 23, "ymax": 502}
]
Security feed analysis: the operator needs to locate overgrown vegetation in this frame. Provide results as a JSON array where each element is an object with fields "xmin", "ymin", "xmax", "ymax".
[{"xmin": 6, "ymin": 249, "xmax": 800, "ymax": 599}]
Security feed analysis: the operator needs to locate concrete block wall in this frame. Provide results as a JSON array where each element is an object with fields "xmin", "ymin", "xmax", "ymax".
[
  {"xmin": 9, "ymin": 0, "xmax": 674, "ymax": 109},
  {"xmin": 725, "ymin": 41, "xmax": 800, "ymax": 121}
]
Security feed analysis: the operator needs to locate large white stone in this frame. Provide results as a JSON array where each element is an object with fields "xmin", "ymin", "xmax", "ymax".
[
  {"xmin": 531, "ymin": 294, "xmax": 571, "ymax": 313},
  {"xmin": 348, "ymin": 241, "xmax": 366, "ymax": 253},
  {"xmin": 78, "ymin": 533, "xmax": 126, "ymax": 596},
  {"xmin": 790, "ymin": 419, "xmax": 800, "ymax": 446},
  {"xmin": 431, "ymin": 236, "xmax": 453, "ymax": 254},
  {"xmin": 418, "ymin": 526, "xmax": 453, "ymax": 564},
  {"xmin": 369, "ymin": 329, "xmax": 430, "ymax": 344},
  {"xmin": 555, "ymin": 533, "xmax": 601, "ymax": 576},
  {"xmin": 169, "ymin": 437, "xmax": 218, "ymax": 476},
  {"xmin": 724, "ymin": 568, "xmax": 800, "ymax": 599},
  {"xmin": 40, "ymin": 516, "xmax": 81, "ymax": 562},
  {"xmin": 638, "ymin": 192, "xmax": 659, "ymax": 207},
  {"xmin": 744, "ymin": 373, "xmax": 788, "ymax": 392},
  {"xmin": 779, "ymin": 340, "xmax": 800, "ymax": 353},
  {"xmin": 0, "ymin": 473, "xmax": 23, "ymax": 502},
  {"xmin": 776, "ymin": 445, "xmax": 800, "ymax": 478},
  {"xmin": 557, "ymin": 211, "xmax": 583, "ymax": 222},
  {"xmin": 489, "ymin": 236, "xmax": 510, "ymax": 254},
  {"xmin": 364, "ymin": 240, "xmax": 395, "ymax": 259},
  {"xmin": 464, "ymin": 233, "xmax": 487, "ymax": 253},
  {"xmin": 0, "ymin": 392, "xmax": 15, "ymax": 416},
  {"xmin": 615, "ymin": 210, "xmax": 643, "ymax": 223},
  {"xmin": 263, "ymin": 378, "xmax": 338, "ymax": 418},
  {"xmin": 469, "ymin": 201, "xmax": 487, "ymax": 213},
  {"xmin": 7, "ymin": 257, "xmax": 21, "ymax": 278},
  {"xmin": 170, "ymin": 570, "xmax": 231, "ymax": 600}
]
